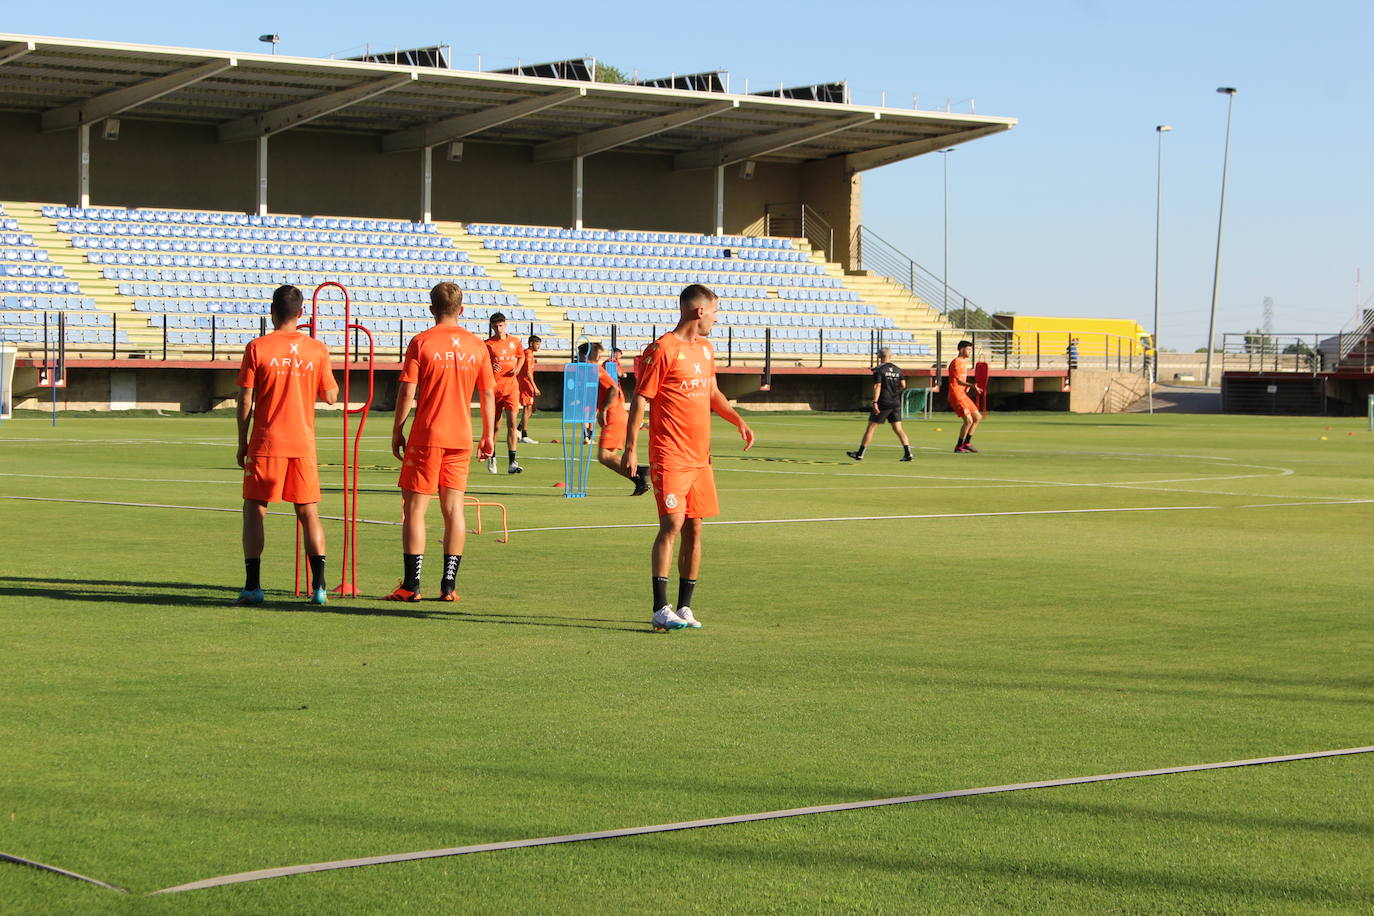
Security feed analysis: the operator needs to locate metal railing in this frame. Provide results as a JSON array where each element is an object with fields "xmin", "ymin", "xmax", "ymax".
[
  {"xmin": 758, "ymin": 204, "xmax": 835, "ymax": 262},
  {"xmin": 1220, "ymin": 333, "xmax": 1336, "ymax": 374},
  {"xmin": 852, "ymin": 225, "xmax": 987, "ymax": 325},
  {"xmin": 1336, "ymin": 309, "xmax": 1374, "ymax": 361}
]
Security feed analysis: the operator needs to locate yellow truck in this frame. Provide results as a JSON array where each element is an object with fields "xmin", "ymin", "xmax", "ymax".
[{"xmin": 991, "ymin": 314, "xmax": 1153, "ymax": 363}]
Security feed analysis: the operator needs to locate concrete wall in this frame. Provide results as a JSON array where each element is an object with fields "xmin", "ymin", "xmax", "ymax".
[
  {"xmin": 0, "ymin": 113, "xmax": 849, "ymax": 237},
  {"xmin": 1067, "ymin": 370, "xmax": 1149, "ymax": 413}
]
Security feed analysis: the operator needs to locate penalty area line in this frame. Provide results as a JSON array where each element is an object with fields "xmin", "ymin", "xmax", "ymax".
[{"xmin": 151, "ymin": 745, "xmax": 1374, "ymax": 894}]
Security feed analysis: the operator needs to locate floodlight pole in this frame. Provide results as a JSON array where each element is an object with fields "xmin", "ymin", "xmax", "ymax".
[
  {"xmin": 1152, "ymin": 124, "xmax": 1172, "ymax": 412},
  {"xmin": 1204, "ymin": 88, "xmax": 1237, "ymax": 388}
]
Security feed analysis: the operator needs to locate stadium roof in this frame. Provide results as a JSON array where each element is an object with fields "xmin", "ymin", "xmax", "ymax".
[{"xmin": 0, "ymin": 34, "xmax": 1016, "ymax": 171}]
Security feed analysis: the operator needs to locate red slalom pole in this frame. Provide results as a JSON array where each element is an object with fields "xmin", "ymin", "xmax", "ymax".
[{"xmin": 294, "ymin": 294, "xmax": 322, "ymax": 596}]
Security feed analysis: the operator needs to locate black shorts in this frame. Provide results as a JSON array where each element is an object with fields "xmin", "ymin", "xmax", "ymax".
[{"xmin": 869, "ymin": 404, "xmax": 902, "ymax": 424}]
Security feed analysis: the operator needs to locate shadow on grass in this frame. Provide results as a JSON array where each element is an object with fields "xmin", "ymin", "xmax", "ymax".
[
  {"xmin": 0, "ymin": 575, "xmax": 648, "ymax": 631},
  {"xmin": 618, "ymin": 834, "xmax": 1371, "ymax": 906}
]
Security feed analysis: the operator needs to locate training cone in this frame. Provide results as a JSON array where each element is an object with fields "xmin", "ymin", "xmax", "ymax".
[
  {"xmin": 553, "ymin": 481, "xmax": 565, "ymax": 488},
  {"xmin": 550, "ymin": 438, "xmax": 559, "ymax": 444},
  {"xmin": 1319, "ymin": 436, "xmax": 1328, "ymax": 441},
  {"xmin": 935, "ymin": 427, "xmax": 943, "ymax": 432}
]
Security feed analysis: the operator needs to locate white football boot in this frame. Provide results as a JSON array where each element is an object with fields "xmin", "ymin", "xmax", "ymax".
[
  {"xmin": 652, "ymin": 605, "xmax": 688, "ymax": 631},
  {"xmin": 677, "ymin": 606, "xmax": 702, "ymax": 629}
]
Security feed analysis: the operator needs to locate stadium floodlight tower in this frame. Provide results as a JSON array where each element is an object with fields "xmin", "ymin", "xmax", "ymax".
[
  {"xmin": 1204, "ymin": 87, "xmax": 1237, "ymax": 388},
  {"xmin": 258, "ymin": 34, "xmax": 280, "ymax": 55}
]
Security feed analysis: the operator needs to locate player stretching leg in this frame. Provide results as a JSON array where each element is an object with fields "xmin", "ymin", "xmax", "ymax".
[
  {"xmin": 946, "ymin": 339, "xmax": 984, "ymax": 453},
  {"xmin": 389, "ymin": 283, "xmax": 496, "ymax": 602},
  {"xmin": 234, "ymin": 285, "xmax": 338, "ymax": 606},
  {"xmin": 621, "ymin": 285, "xmax": 755, "ymax": 631},
  {"xmin": 517, "ymin": 334, "xmax": 542, "ymax": 444},
  {"xmin": 582, "ymin": 342, "xmax": 649, "ymax": 495},
  {"xmin": 485, "ymin": 313, "xmax": 526, "ymax": 474},
  {"xmin": 847, "ymin": 347, "xmax": 913, "ymax": 462}
]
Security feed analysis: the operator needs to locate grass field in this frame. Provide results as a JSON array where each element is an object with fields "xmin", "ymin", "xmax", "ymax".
[{"xmin": 2, "ymin": 409, "xmax": 1372, "ymax": 913}]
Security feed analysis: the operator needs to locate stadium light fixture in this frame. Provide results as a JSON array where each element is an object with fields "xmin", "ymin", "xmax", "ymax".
[
  {"xmin": 1204, "ymin": 88, "xmax": 1237, "ymax": 387},
  {"xmin": 258, "ymin": 34, "xmax": 280, "ymax": 55},
  {"xmin": 1152, "ymin": 125, "xmax": 1171, "ymax": 396}
]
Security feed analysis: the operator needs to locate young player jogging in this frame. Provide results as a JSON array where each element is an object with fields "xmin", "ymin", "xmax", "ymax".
[
  {"xmin": 621, "ymin": 285, "xmax": 754, "ymax": 631},
  {"xmin": 389, "ymin": 282, "xmax": 496, "ymax": 602},
  {"xmin": 847, "ymin": 347, "xmax": 913, "ymax": 462},
  {"xmin": 946, "ymin": 339, "xmax": 984, "ymax": 453},
  {"xmin": 517, "ymin": 334, "xmax": 542, "ymax": 444},
  {"xmin": 485, "ymin": 313, "xmax": 526, "ymax": 474},
  {"xmin": 234, "ymin": 285, "xmax": 338, "ymax": 606}
]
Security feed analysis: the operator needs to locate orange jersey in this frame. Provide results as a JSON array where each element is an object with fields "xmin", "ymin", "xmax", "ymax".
[
  {"xmin": 947, "ymin": 356, "xmax": 970, "ymax": 398},
  {"xmin": 597, "ymin": 364, "xmax": 625, "ymax": 417},
  {"xmin": 237, "ymin": 329, "xmax": 336, "ymax": 458},
  {"xmin": 518, "ymin": 350, "xmax": 537, "ymax": 386},
  {"xmin": 401, "ymin": 324, "xmax": 495, "ymax": 449},
  {"xmin": 485, "ymin": 335, "xmax": 525, "ymax": 393},
  {"xmin": 635, "ymin": 332, "xmax": 716, "ymax": 468}
]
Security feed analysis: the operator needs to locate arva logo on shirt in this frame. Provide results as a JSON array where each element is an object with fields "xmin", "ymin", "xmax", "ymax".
[
  {"xmin": 432, "ymin": 350, "xmax": 482, "ymax": 364},
  {"xmin": 267, "ymin": 357, "xmax": 315, "ymax": 370}
]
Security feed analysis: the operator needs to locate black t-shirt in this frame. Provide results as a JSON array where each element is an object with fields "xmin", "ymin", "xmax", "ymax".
[{"xmin": 872, "ymin": 362, "xmax": 903, "ymax": 408}]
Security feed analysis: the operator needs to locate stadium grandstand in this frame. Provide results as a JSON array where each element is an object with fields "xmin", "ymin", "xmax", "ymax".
[{"xmin": 0, "ymin": 32, "xmax": 1032, "ymax": 410}]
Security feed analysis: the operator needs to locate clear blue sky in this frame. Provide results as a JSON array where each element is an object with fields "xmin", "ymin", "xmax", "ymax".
[{"xmin": 10, "ymin": 0, "xmax": 1372, "ymax": 348}]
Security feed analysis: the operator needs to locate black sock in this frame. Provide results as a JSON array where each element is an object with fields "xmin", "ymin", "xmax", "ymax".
[
  {"xmin": 965, "ymin": 435, "xmax": 973, "ymax": 445},
  {"xmin": 902, "ymin": 444, "xmax": 912, "ymax": 458},
  {"xmin": 441, "ymin": 554, "xmax": 462, "ymax": 593},
  {"xmin": 508, "ymin": 449, "xmax": 517, "ymax": 464},
  {"xmin": 244, "ymin": 558, "xmax": 261, "ymax": 592},
  {"xmin": 403, "ymin": 553, "xmax": 423, "ymax": 591},
  {"xmin": 677, "ymin": 578, "xmax": 697, "ymax": 609},
  {"xmin": 652, "ymin": 576, "xmax": 669, "ymax": 611},
  {"xmin": 308, "ymin": 554, "xmax": 326, "ymax": 593},
  {"xmin": 854, "ymin": 445, "xmax": 867, "ymax": 457}
]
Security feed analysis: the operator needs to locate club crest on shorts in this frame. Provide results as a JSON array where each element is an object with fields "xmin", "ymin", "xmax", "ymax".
[{"xmin": 664, "ymin": 493, "xmax": 679, "ymax": 510}]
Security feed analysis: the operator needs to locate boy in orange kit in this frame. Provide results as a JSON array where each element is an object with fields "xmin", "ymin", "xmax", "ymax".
[
  {"xmin": 484, "ymin": 312, "xmax": 526, "ymax": 474},
  {"xmin": 621, "ymin": 285, "xmax": 754, "ymax": 631},
  {"xmin": 947, "ymin": 339, "xmax": 984, "ymax": 453},
  {"xmin": 234, "ymin": 285, "xmax": 338, "ymax": 606},
  {"xmin": 581, "ymin": 341, "xmax": 649, "ymax": 496},
  {"xmin": 389, "ymin": 282, "xmax": 496, "ymax": 601},
  {"xmin": 517, "ymin": 333, "xmax": 542, "ymax": 444}
]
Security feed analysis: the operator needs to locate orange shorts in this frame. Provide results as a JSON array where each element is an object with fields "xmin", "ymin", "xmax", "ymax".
[
  {"xmin": 949, "ymin": 390, "xmax": 977, "ymax": 418},
  {"xmin": 243, "ymin": 455, "xmax": 320, "ymax": 504},
  {"xmin": 598, "ymin": 410, "xmax": 627, "ymax": 451},
  {"xmin": 518, "ymin": 381, "xmax": 536, "ymax": 408},
  {"xmin": 652, "ymin": 465, "xmax": 719, "ymax": 519},
  {"xmin": 398, "ymin": 446, "xmax": 472, "ymax": 495},
  {"xmin": 494, "ymin": 387, "xmax": 519, "ymax": 414}
]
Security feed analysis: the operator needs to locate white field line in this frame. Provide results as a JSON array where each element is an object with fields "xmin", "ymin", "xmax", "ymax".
[{"xmin": 149, "ymin": 745, "xmax": 1374, "ymax": 895}]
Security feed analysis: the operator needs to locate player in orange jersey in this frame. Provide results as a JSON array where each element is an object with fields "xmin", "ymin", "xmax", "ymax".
[
  {"xmin": 621, "ymin": 285, "xmax": 754, "ymax": 631},
  {"xmin": 234, "ymin": 285, "xmax": 338, "ymax": 606},
  {"xmin": 484, "ymin": 312, "xmax": 526, "ymax": 474},
  {"xmin": 517, "ymin": 333, "xmax": 542, "ymax": 444},
  {"xmin": 578, "ymin": 341, "xmax": 650, "ymax": 496},
  {"xmin": 946, "ymin": 339, "xmax": 984, "ymax": 453},
  {"xmin": 388, "ymin": 282, "xmax": 496, "ymax": 602}
]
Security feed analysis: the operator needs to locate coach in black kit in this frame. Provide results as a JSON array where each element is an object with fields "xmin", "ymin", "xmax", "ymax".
[{"xmin": 846, "ymin": 347, "xmax": 914, "ymax": 462}]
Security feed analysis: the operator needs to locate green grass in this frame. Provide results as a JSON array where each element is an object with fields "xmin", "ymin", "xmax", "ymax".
[{"xmin": 1, "ymin": 410, "xmax": 1371, "ymax": 913}]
